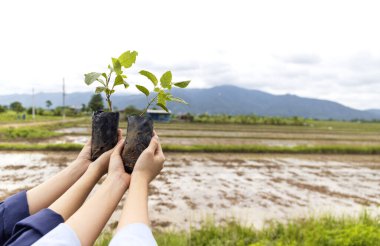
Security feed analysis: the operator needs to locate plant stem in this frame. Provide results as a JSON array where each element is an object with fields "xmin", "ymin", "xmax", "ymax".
[
  {"xmin": 107, "ymin": 97, "xmax": 112, "ymax": 112},
  {"xmin": 105, "ymin": 70, "xmax": 113, "ymax": 112},
  {"xmin": 139, "ymin": 94, "xmax": 158, "ymax": 116}
]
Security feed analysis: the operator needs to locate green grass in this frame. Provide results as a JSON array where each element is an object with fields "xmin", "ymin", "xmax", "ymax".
[
  {"xmin": 0, "ymin": 118, "xmax": 88, "ymax": 140},
  {"xmin": 0, "ymin": 127, "xmax": 61, "ymax": 139},
  {"xmin": 0, "ymin": 143, "xmax": 83, "ymax": 151},
  {"xmin": 95, "ymin": 213, "xmax": 380, "ymax": 246},
  {"xmin": 1, "ymin": 143, "xmax": 380, "ymax": 154},
  {"xmin": 0, "ymin": 111, "xmax": 71, "ymax": 123}
]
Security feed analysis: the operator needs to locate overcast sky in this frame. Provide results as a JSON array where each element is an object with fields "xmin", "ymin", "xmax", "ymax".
[{"xmin": 1, "ymin": 0, "xmax": 380, "ymax": 109}]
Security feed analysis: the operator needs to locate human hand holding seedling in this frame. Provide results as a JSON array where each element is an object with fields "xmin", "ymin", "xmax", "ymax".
[
  {"xmin": 132, "ymin": 131, "xmax": 165, "ymax": 183},
  {"xmin": 108, "ymin": 138, "xmax": 132, "ymax": 187},
  {"xmin": 86, "ymin": 129, "xmax": 123, "ymax": 176}
]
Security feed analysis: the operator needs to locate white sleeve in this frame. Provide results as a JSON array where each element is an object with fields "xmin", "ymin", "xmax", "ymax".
[
  {"xmin": 109, "ymin": 223, "xmax": 157, "ymax": 246},
  {"xmin": 32, "ymin": 223, "xmax": 81, "ymax": 246}
]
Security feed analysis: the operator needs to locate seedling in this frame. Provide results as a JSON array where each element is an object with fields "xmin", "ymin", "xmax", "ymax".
[
  {"xmin": 84, "ymin": 50, "xmax": 138, "ymax": 111},
  {"xmin": 136, "ymin": 70, "xmax": 191, "ymax": 115},
  {"xmin": 122, "ymin": 69, "xmax": 191, "ymax": 173},
  {"xmin": 84, "ymin": 50, "xmax": 138, "ymax": 161}
]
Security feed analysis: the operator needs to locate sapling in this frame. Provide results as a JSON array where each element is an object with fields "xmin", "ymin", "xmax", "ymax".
[
  {"xmin": 84, "ymin": 50, "xmax": 138, "ymax": 160},
  {"xmin": 122, "ymin": 70, "xmax": 190, "ymax": 173}
]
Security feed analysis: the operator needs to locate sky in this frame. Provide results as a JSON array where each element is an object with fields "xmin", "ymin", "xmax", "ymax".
[{"xmin": 0, "ymin": 0, "xmax": 380, "ymax": 110}]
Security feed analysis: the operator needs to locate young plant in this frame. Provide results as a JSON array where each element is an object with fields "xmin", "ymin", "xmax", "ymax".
[
  {"xmin": 84, "ymin": 50, "xmax": 138, "ymax": 111},
  {"xmin": 136, "ymin": 70, "xmax": 190, "ymax": 116}
]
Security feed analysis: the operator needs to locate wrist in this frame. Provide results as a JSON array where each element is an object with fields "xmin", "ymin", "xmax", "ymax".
[
  {"xmin": 106, "ymin": 173, "xmax": 130, "ymax": 191},
  {"xmin": 86, "ymin": 164, "xmax": 105, "ymax": 180},
  {"xmin": 66, "ymin": 160, "xmax": 88, "ymax": 178},
  {"xmin": 131, "ymin": 172, "xmax": 150, "ymax": 187}
]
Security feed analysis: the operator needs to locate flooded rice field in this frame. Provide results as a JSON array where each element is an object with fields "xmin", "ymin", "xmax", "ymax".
[{"xmin": 1, "ymin": 151, "xmax": 379, "ymax": 230}]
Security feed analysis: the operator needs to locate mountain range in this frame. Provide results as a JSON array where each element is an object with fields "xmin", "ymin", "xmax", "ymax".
[{"xmin": 0, "ymin": 85, "xmax": 378, "ymax": 120}]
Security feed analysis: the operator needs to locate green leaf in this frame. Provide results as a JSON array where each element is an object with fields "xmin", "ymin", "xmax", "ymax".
[
  {"xmin": 112, "ymin": 58, "xmax": 122, "ymax": 75},
  {"xmin": 139, "ymin": 70, "xmax": 158, "ymax": 86},
  {"xmin": 122, "ymin": 74, "xmax": 127, "ymax": 78},
  {"xmin": 96, "ymin": 78, "xmax": 106, "ymax": 86},
  {"xmin": 169, "ymin": 96, "xmax": 188, "ymax": 105},
  {"xmin": 160, "ymin": 71, "xmax": 172, "ymax": 89},
  {"xmin": 157, "ymin": 91, "xmax": 167, "ymax": 105},
  {"xmin": 114, "ymin": 75, "xmax": 124, "ymax": 86},
  {"xmin": 84, "ymin": 72, "xmax": 101, "ymax": 85},
  {"xmin": 174, "ymin": 80, "xmax": 191, "ymax": 88},
  {"xmin": 154, "ymin": 87, "xmax": 160, "ymax": 92},
  {"xmin": 118, "ymin": 50, "xmax": 138, "ymax": 68},
  {"xmin": 105, "ymin": 88, "xmax": 115, "ymax": 96},
  {"xmin": 156, "ymin": 103, "xmax": 169, "ymax": 112},
  {"xmin": 95, "ymin": 86, "xmax": 105, "ymax": 94},
  {"xmin": 101, "ymin": 73, "xmax": 107, "ymax": 80},
  {"xmin": 123, "ymin": 81, "xmax": 129, "ymax": 89},
  {"xmin": 136, "ymin": 85, "xmax": 150, "ymax": 96}
]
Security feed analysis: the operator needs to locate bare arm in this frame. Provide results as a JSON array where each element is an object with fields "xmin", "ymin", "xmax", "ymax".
[
  {"xmin": 66, "ymin": 140, "xmax": 130, "ymax": 246},
  {"xmin": 48, "ymin": 149, "xmax": 111, "ymax": 220},
  {"xmin": 48, "ymin": 131, "xmax": 123, "ymax": 221},
  {"xmin": 26, "ymin": 139, "xmax": 93, "ymax": 215},
  {"xmin": 117, "ymin": 132, "xmax": 165, "ymax": 229}
]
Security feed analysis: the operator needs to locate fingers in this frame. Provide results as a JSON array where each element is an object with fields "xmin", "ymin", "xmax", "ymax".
[
  {"xmin": 84, "ymin": 137, "xmax": 92, "ymax": 147},
  {"xmin": 117, "ymin": 129, "xmax": 123, "ymax": 141},
  {"xmin": 111, "ymin": 139, "xmax": 125, "ymax": 158},
  {"xmin": 147, "ymin": 135, "xmax": 159, "ymax": 152},
  {"xmin": 96, "ymin": 147, "xmax": 113, "ymax": 162}
]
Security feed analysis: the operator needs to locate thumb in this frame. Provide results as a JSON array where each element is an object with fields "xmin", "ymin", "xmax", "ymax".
[
  {"xmin": 147, "ymin": 136, "xmax": 159, "ymax": 152},
  {"xmin": 111, "ymin": 139, "xmax": 125, "ymax": 158}
]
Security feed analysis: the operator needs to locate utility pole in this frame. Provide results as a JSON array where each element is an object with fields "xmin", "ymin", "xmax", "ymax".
[
  {"xmin": 62, "ymin": 78, "xmax": 66, "ymax": 120},
  {"xmin": 32, "ymin": 88, "xmax": 35, "ymax": 120}
]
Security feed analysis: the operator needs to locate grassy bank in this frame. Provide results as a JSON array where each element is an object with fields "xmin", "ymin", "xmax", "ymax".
[
  {"xmin": 1, "ymin": 143, "xmax": 380, "ymax": 154},
  {"xmin": 0, "ymin": 119, "xmax": 88, "ymax": 140},
  {"xmin": 96, "ymin": 213, "xmax": 380, "ymax": 246}
]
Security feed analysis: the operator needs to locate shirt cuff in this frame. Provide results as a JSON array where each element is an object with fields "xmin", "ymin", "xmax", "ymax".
[
  {"xmin": 3, "ymin": 191, "xmax": 30, "ymax": 238},
  {"xmin": 110, "ymin": 223, "xmax": 157, "ymax": 246},
  {"xmin": 33, "ymin": 223, "xmax": 81, "ymax": 246},
  {"xmin": 12, "ymin": 208, "xmax": 64, "ymax": 236}
]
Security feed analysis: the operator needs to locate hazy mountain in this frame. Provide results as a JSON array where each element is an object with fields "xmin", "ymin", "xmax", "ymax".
[{"xmin": 1, "ymin": 85, "xmax": 379, "ymax": 120}]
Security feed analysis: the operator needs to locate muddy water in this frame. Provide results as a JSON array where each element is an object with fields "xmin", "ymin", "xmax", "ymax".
[{"xmin": 1, "ymin": 152, "xmax": 379, "ymax": 230}]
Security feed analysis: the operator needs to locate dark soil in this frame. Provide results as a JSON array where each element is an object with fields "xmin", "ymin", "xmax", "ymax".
[
  {"xmin": 91, "ymin": 111, "xmax": 119, "ymax": 161},
  {"xmin": 122, "ymin": 115, "xmax": 153, "ymax": 173}
]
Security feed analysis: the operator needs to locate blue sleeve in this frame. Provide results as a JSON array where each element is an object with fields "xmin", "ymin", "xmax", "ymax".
[
  {"xmin": 0, "ymin": 191, "xmax": 30, "ymax": 245},
  {"xmin": 4, "ymin": 208, "xmax": 63, "ymax": 246}
]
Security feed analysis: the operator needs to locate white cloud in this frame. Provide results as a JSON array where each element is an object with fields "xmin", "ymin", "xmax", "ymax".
[{"xmin": 0, "ymin": 0, "xmax": 380, "ymax": 109}]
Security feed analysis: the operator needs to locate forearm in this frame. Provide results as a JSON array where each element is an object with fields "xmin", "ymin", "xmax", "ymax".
[
  {"xmin": 66, "ymin": 174, "xmax": 127, "ymax": 246},
  {"xmin": 49, "ymin": 166, "xmax": 103, "ymax": 220},
  {"xmin": 26, "ymin": 160, "xmax": 88, "ymax": 215},
  {"xmin": 117, "ymin": 173, "xmax": 149, "ymax": 230}
]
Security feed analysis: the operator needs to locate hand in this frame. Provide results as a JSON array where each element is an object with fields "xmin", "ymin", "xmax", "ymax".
[
  {"xmin": 132, "ymin": 131, "xmax": 165, "ymax": 183},
  {"xmin": 75, "ymin": 137, "xmax": 92, "ymax": 167},
  {"xmin": 108, "ymin": 136, "xmax": 131, "ymax": 188},
  {"xmin": 88, "ymin": 129, "xmax": 123, "ymax": 176}
]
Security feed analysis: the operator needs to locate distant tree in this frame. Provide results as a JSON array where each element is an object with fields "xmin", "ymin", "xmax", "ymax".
[
  {"xmin": 124, "ymin": 105, "xmax": 142, "ymax": 116},
  {"xmin": 0, "ymin": 105, "xmax": 7, "ymax": 113},
  {"xmin": 46, "ymin": 100, "xmax": 52, "ymax": 109},
  {"xmin": 81, "ymin": 103, "xmax": 87, "ymax": 112},
  {"xmin": 88, "ymin": 94, "xmax": 104, "ymax": 112},
  {"xmin": 10, "ymin": 101, "xmax": 24, "ymax": 113}
]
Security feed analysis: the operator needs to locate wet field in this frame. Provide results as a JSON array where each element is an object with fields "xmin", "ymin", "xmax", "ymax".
[
  {"xmin": 1, "ymin": 121, "xmax": 380, "ymax": 230},
  {"xmin": 1, "ymin": 150, "xmax": 379, "ymax": 229}
]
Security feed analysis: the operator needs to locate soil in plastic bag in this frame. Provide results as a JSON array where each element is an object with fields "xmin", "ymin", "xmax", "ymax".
[
  {"xmin": 122, "ymin": 115, "xmax": 153, "ymax": 173},
  {"xmin": 91, "ymin": 111, "xmax": 119, "ymax": 161}
]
